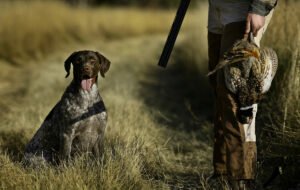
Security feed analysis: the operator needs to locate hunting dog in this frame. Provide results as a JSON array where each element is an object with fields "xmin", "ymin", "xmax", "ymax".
[{"xmin": 24, "ymin": 50, "xmax": 110, "ymax": 165}]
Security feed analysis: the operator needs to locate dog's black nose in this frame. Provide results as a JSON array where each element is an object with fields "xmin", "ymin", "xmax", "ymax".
[{"xmin": 83, "ymin": 66, "xmax": 90, "ymax": 71}]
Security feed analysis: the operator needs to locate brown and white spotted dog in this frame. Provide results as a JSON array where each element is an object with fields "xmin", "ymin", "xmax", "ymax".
[{"xmin": 24, "ymin": 50, "xmax": 111, "ymax": 165}]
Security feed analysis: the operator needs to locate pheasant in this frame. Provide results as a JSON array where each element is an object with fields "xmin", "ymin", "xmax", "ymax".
[{"xmin": 208, "ymin": 33, "xmax": 278, "ymax": 123}]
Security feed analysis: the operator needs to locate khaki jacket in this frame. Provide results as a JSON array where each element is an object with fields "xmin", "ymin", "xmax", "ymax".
[{"xmin": 249, "ymin": 0, "xmax": 278, "ymax": 16}]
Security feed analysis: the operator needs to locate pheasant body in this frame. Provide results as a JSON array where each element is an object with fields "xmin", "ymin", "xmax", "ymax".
[{"xmin": 208, "ymin": 34, "xmax": 278, "ymax": 121}]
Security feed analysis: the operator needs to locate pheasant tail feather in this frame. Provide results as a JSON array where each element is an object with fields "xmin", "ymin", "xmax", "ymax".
[{"xmin": 207, "ymin": 59, "xmax": 229, "ymax": 76}]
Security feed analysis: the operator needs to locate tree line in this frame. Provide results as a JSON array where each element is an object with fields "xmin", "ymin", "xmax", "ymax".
[{"xmin": 66, "ymin": 0, "xmax": 188, "ymax": 8}]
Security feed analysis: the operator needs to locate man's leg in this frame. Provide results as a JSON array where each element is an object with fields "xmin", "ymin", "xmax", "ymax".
[
  {"xmin": 218, "ymin": 10, "xmax": 274, "ymax": 180},
  {"xmin": 208, "ymin": 32, "xmax": 227, "ymax": 175},
  {"xmin": 217, "ymin": 21, "xmax": 257, "ymax": 180}
]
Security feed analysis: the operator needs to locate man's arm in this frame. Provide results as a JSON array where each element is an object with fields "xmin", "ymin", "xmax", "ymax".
[{"xmin": 246, "ymin": 0, "xmax": 277, "ymax": 36}]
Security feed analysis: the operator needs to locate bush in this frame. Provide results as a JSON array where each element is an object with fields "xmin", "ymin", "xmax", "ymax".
[{"xmin": 93, "ymin": 0, "xmax": 181, "ymax": 8}]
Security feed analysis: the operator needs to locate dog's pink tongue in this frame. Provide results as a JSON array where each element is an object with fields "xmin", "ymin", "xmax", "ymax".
[{"xmin": 81, "ymin": 79, "xmax": 93, "ymax": 90}]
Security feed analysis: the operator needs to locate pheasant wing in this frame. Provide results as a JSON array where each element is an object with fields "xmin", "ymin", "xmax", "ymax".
[{"xmin": 259, "ymin": 48, "xmax": 278, "ymax": 93}]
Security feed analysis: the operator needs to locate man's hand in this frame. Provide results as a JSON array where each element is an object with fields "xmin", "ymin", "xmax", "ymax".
[{"xmin": 245, "ymin": 13, "xmax": 265, "ymax": 37}]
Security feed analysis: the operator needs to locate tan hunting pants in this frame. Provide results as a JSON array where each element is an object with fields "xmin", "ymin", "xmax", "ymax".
[{"xmin": 208, "ymin": 1, "xmax": 273, "ymax": 179}]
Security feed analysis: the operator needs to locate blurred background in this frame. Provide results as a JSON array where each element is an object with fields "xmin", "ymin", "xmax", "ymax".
[
  {"xmin": 0, "ymin": 0, "xmax": 299, "ymax": 189},
  {"xmin": 66, "ymin": 0, "xmax": 182, "ymax": 7}
]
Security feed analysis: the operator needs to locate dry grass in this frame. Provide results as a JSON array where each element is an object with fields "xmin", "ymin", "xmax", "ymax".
[
  {"xmin": 0, "ymin": 2, "xmax": 218, "ymax": 188},
  {"xmin": 256, "ymin": 1, "xmax": 300, "ymax": 187},
  {"xmin": 0, "ymin": 1, "xmax": 196, "ymax": 65},
  {"xmin": 0, "ymin": 0, "xmax": 299, "ymax": 189},
  {"xmin": 0, "ymin": 33, "xmax": 220, "ymax": 189}
]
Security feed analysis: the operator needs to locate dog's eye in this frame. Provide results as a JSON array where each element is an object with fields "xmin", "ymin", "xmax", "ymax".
[
  {"xmin": 90, "ymin": 59, "xmax": 96, "ymax": 64},
  {"xmin": 76, "ymin": 58, "xmax": 82, "ymax": 63}
]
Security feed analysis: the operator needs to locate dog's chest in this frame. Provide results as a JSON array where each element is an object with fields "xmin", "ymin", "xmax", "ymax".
[{"xmin": 62, "ymin": 87, "xmax": 107, "ymax": 136}]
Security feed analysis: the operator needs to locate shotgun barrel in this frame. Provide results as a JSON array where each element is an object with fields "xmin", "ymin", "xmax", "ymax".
[{"xmin": 158, "ymin": 0, "xmax": 191, "ymax": 68}]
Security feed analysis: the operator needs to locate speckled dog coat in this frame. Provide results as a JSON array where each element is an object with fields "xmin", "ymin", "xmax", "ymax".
[{"xmin": 24, "ymin": 51, "xmax": 111, "ymax": 165}]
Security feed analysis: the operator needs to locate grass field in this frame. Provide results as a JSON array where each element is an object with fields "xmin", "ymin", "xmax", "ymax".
[
  {"xmin": 0, "ymin": 1, "xmax": 196, "ymax": 65},
  {"xmin": 0, "ymin": 0, "xmax": 299, "ymax": 189}
]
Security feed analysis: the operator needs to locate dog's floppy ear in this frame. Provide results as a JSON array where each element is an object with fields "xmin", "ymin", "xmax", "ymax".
[
  {"xmin": 64, "ymin": 52, "xmax": 78, "ymax": 78},
  {"xmin": 95, "ymin": 51, "xmax": 111, "ymax": 78}
]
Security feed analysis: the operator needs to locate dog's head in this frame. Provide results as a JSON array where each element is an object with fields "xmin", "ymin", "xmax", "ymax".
[{"xmin": 64, "ymin": 50, "xmax": 111, "ymax": 90}]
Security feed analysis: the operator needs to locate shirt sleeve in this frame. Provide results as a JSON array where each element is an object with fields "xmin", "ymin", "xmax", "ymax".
[{"xmin": 249, "ymin": 0, "xmax": 278, "ymax": 16}]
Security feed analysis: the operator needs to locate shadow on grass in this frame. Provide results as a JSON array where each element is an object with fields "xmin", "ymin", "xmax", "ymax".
[
  {"xmin": 139, "ymin": 53, "xmax": 214, "ymax": 137},
  {"xmin": 138, "ymin": 50, "xmax": 216, "ymax": 187}
]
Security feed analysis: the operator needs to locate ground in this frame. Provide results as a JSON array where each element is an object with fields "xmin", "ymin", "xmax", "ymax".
[{"xmin": 0, "ymin": 34, "xmax": 224, "ymax": 189}]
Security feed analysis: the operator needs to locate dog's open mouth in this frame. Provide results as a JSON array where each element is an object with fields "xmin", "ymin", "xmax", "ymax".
[
  {"xmin": 81, "ymin": 79, "xmax": 93, "ymax": 90},
  {"xmin": 81, "ymin": 75, "xmax": 95, "ymax": 90}
]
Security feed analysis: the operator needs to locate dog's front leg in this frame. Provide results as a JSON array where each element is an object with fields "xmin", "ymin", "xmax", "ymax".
[
  {"xmin": 60, "ymin": 132, "xmax": 74, "ymax": 162},
  {"xmin": 92, "ymin": 134, "xmax": 104, "ymax": 159}
]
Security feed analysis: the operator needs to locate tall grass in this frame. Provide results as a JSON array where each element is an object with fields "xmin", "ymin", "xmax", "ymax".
[
  {"xmin": 257, "ymin": 0, "xmax": 300, "ymax": 187},
  {"xmin": 0, "ymin": 2, "xmax": 217, "ymax": 188},
  {"xmin": 0, "ymin": 33, "xmax": 220, "ymax": 189},
  {"xmin": 0, "ymin": 0, "xmax": 299, "ymax": 189}
]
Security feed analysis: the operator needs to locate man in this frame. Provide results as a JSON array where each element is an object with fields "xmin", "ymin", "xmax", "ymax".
[{"xmin": 207, "ymin": 0, "xmax": 277, "ymax": 188}]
